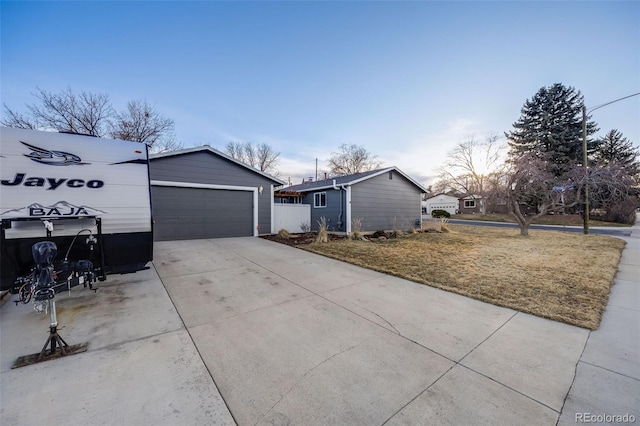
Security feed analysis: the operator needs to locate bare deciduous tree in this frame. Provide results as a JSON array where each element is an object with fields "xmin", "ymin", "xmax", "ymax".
[
  {"xmin": 2, "ymin": 88, "xmax": 178, "ymax": 150},
  {"xmin": 148, "ymin": 134, "xmax": 184, "ymax": 154},
  {"xmin": 587, "ymin": 161, "xmax": 639, "ymax": 223},
  {"xmin": 327, "ymin": 144, "xmax": 382, "ymax": 177},
  {"xmin": 435, "ymin": 134, "xmax": 507, "ymax": 213},
  {"xmin": 22, "ymin": 87, "xmax": 112, "ymax": 136},
  {"xmin": 109, "ymin": 100, "xmax": 175, "ymax": 149},
  {"xmin": 501, "ymin": 153, "xmax": 638, "ymax": 235},
  {"xmin": 225, "ymin": 141, "xmax": 246, "ymax": 162},
  {"xmin": 1, "ymin": 105, "xmax": 37, "ymax": 129},
  {"xmin": 256, "ymin": 143, "xmax": 280, "ymax": 175},
  {"xmin": 504, "ymin": 155, "xmax": 583, "ymax": 236},
  {"xmin": 225, "ymin": 141, "xmax": 280, "ymax": 176}
]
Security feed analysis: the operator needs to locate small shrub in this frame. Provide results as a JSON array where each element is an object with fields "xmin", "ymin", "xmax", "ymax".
[
  {"xmin": 603, "ymin": 200, "xmax": 639, "ymax": 224},
  {"xmin": 431, "ymin": 209, "xmax": 451, "ymax": 219},
  {"xmin": 391, "ymin": 216, "xmax": 400, "ymax": 231},
  {"xmin": 277, "ymin": 229, "xmax": 291, "ymax": 238},
  {"xmin": 300, "ymin": 221, "xmax": 311, "ymax": 233},
  {"xmin": 316, "ymin": 216, "xmax": 328, "ymax": 243},
  {"xmin": 390, "ymin": 216, "xmax": 410, "ymax": 235}
]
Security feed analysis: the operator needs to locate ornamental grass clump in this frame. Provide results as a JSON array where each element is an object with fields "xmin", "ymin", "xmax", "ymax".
[
  {"xmin": 277, "ymin": 229, "xmax": 291, "ymax": 239},
  {"xmin": 440, "ymin": 217, "xmax": 450, "ymax": 233},
  {"xmin": 316, "ymin": 216, "xmax": 328, "ymax": 243},
  {"xmin": 350, "ymin": 217, "xmax": 365, "ymax": 240}
]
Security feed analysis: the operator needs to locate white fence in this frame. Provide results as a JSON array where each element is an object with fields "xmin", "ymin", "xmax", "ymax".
[{"xmin": 273, "ymin": 204, "xmax": 311, "ymax": 233}]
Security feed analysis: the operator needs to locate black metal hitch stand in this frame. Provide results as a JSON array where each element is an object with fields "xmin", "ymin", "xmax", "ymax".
[
  {"xmin": 12, "ymin": 240, "xmax": 89, "ymax": 368},
  {"xmin": 38, "ymin": 298, "xmax": 68, "ymax": 358},
  {"xmin": 13, "ymin": 298, "xmax": 88, "ymax": 369}
]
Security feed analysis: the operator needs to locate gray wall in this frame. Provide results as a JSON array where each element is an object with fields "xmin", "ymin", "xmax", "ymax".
[
  {"xmin": 150, "ymin": 151, "xmax": 278, "ymax": 234},
  {"xmin": 304, "ymin": 189, "xmax": 346, "ymax": 232},
  {"xmin": 351, "ymin": 170, "xmax": 422, "ymax": 231}
]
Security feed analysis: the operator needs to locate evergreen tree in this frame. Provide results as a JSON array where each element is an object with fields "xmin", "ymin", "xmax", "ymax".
[
  {"xmin": 506, "ymin": 83, "xmax": 599, "ymax": 177},
  {"xmin": 594, "ymin": 129, "xmax": 639, "ymax": 177}
]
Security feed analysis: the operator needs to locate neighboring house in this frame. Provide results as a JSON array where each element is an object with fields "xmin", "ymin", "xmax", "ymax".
[
  {"xmin": 275, "ymin": 167, "xmax": 427, "ymax": 232},
  {"xmin": 425, "ymin": 193, "xmax": 540, "ymax": 217},
  {"xmin": 423, "ymin": 194, "xmax": 459, "ymax": 215},
  {"xmin": 458, "ymin": 195, "xmax": 483, "ymax": 214},
  {"xmin": 459, "ymin": 196, "xmax": 538, "ymax": 216},
  {"xmin": 149, "ymin": 146, "xmax": 284, "ymax": 241}
]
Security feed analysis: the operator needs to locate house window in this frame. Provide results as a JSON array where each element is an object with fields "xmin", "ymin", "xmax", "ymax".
[
  {"xmin": 464, "ymin": 200, "xmax": 476, "ymax": 208},
  {"xmin": 388, "ymin": 171, "xmax": 393, "ymax": 180},
  {"xmin": 314, "ymin": 192, "xmax": 327, "ymax": 208}
]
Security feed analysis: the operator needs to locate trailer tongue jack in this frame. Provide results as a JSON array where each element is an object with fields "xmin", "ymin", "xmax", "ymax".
[{"xmin": 13, "ymin": 242, "xmax": 88, "ymax": 369}]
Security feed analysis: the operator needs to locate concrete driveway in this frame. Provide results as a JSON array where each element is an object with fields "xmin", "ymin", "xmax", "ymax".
[
  {"xmin": 154, "ymin": 237, "xmax": 589, "ymax": 425},
  {"xmin": 3, "ymin": 234, "xmax": 635, "ymax": 425},
  {"xmin": 0, "ymin": 263, "xmax": 234, "ymax": 425}
]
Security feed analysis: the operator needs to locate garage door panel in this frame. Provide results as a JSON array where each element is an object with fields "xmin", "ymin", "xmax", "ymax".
[{"xmin": 152, "ymin": 186, "xmax": 253, "ymax": 241}]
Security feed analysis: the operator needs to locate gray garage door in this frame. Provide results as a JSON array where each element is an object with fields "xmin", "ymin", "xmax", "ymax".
[{"xmin": 152, "ymin": 186, "xmax": 253, "ymax": 241}]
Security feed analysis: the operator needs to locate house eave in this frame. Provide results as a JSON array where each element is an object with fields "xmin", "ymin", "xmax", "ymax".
[
  {"xmin": 150, "ymin": 145, "xmax": 286, "ymax": 185},
  {"xmin": 279, "ymin": 166, "xmax": 427, "ymax": 194}
]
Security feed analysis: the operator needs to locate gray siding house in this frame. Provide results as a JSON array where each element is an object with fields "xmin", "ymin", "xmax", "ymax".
[
  {"xmin": 149, "ymin": 146, "xmax": 284, "ymax": 241},
  {"xmin": 276, "ymin": 167, "xmax": 427, "ymax": 233}
]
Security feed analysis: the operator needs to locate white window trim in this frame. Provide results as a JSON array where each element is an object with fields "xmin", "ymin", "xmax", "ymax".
[
  {"xmin": 314, "ymin": 192, "xmax": 327, "ymax": 208},
  {"xmin": 464, "ymin": 200, "xmax": 476, "ymax": 208}
]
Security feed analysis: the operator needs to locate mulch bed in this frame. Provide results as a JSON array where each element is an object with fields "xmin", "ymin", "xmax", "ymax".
[{"xmin": 260, "ymin": 232, "xmax": 347, "ymax": 247}]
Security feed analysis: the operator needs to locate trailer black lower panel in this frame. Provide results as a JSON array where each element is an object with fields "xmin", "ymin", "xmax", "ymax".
[{"xmin": 1, "ymin": 231, "xmax": 153, "ymax": 291}]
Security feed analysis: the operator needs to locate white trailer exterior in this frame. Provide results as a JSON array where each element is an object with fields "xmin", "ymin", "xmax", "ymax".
[{"xmin": 0, "ymin": 127, "xmax": 153, "ymax": 290}]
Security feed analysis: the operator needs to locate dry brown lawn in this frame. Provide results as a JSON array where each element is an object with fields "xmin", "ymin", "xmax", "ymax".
[{"xmin": 302, "ymin": 225, "xmax": 626, "ymax": 330}]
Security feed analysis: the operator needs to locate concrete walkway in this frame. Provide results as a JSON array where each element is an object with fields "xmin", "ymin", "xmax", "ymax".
[{"xmin": 559, "ymin": 219, "xmax": 640, "ymax": 424}]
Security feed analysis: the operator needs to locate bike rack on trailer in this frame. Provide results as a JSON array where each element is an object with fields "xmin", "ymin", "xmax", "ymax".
[{"xmin": 1, "ymin": 215, "xmax": 107, "ymax": 288}]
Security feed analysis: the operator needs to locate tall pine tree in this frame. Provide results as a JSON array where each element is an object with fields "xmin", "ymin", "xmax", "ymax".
[
  {"xmin": 506, "ymin": 83, "xmax": 599, "ymax": 177},
  {"xmin": 594, "ymin": 129, "xmax": 639, "ymax": 177}
]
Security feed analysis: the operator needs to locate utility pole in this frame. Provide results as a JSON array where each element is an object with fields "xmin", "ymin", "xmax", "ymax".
[
  {"xmin": 581, "ymin": 92, "xmax": 640, "ymax": 235},
  {"xmin": 582, "ymin": 105, "xmax": 589, "ymax": 234}
]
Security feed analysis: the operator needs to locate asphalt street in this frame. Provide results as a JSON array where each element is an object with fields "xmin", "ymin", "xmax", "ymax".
[{"xmin": 440, "ymin": 217, "xmax": 633, "ymax": 237}]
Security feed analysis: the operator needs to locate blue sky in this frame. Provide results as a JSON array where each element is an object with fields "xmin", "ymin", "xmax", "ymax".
[{"xmin": 2, "ymin": 1, "xmax": 639, "ymax": 186}]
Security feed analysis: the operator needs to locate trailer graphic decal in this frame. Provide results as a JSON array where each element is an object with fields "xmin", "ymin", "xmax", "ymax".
[
  {"xmin": 21, "ymin": 141, "xmax": 90, "ymax": 166},
  {"xmin": 1, "ymin": 200, "xmax": 107, "ymax": 217}
]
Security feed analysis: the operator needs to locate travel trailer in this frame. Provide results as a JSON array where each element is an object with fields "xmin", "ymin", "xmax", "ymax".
[{"xmin": 0, "ymin": 127, "xmax": 153, "ymax": 293}]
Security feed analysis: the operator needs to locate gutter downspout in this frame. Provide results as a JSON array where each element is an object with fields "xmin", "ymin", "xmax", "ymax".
[
  {"xmin": 345, "ymin": 186, "xmax": 352, "ymax": 234},
  {"xmin": 332, "ymin": 179, "xmax": 348, "ymax": 232}
]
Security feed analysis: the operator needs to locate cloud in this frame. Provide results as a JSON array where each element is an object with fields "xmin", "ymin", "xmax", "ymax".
[{"xmin": 382, "ymin": 118, "xmax": 483, "ymax": 186}]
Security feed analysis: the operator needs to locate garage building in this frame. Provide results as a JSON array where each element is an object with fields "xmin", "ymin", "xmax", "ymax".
[
  {"xmin": 423, "ymin": 193, "xmax": 459, "ymax": 215},
  {"xmin": 149, "ymin": 146, "xmax": 284, "ymax": 241}
]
